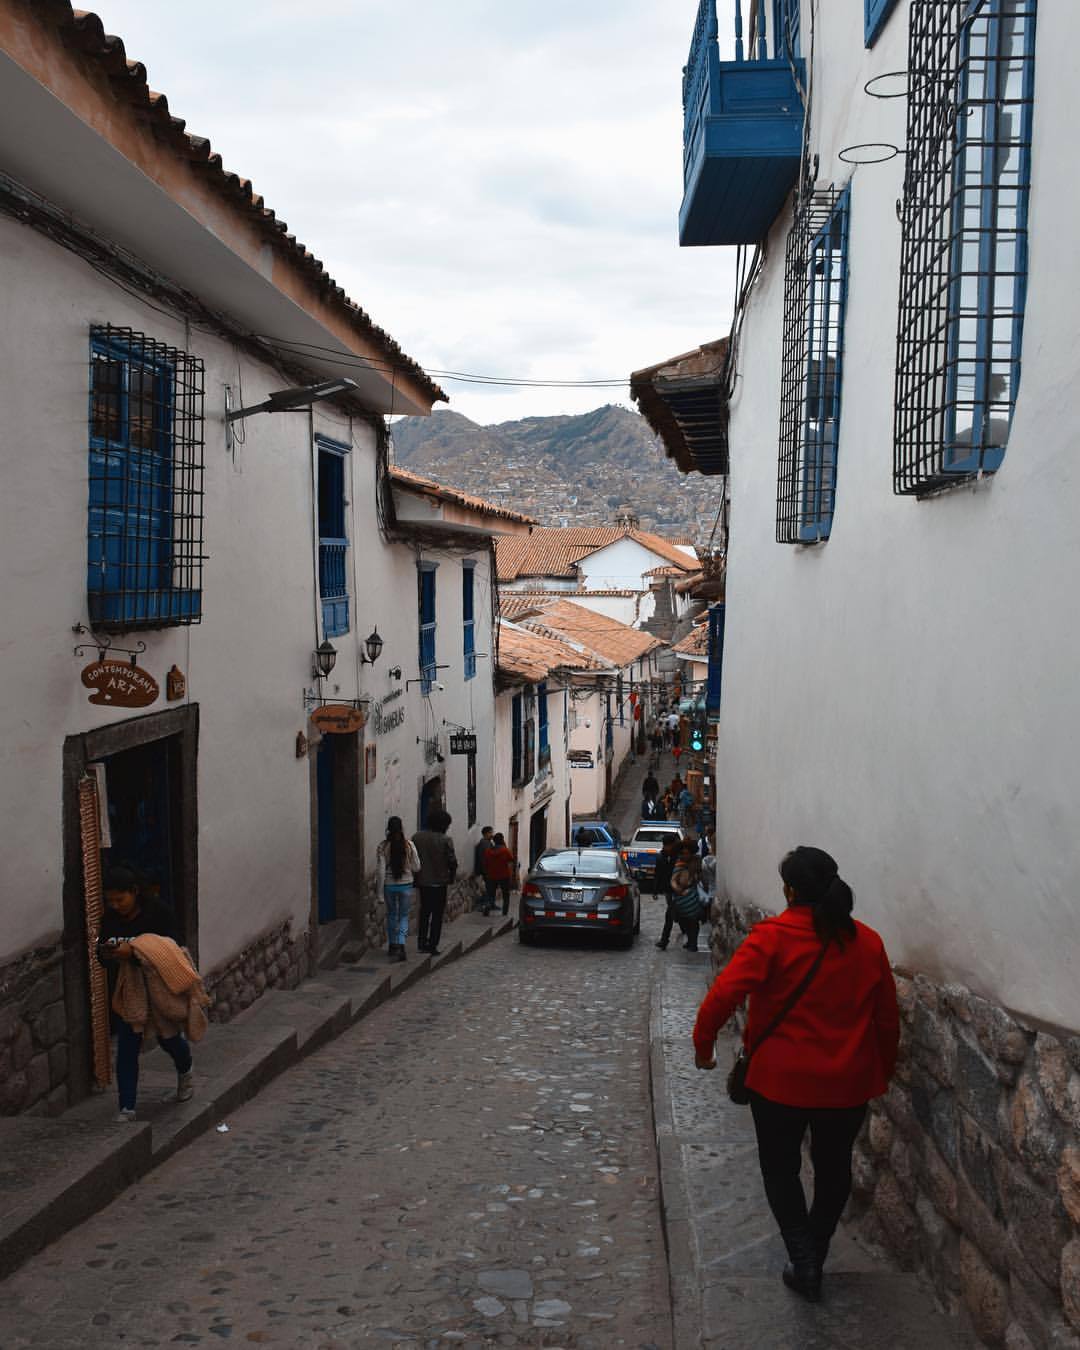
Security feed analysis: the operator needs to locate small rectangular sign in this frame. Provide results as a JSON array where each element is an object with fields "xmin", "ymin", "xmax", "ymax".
[{"xmin": 449, "ymin": 732, "xmax": 477, "ymax": 755}]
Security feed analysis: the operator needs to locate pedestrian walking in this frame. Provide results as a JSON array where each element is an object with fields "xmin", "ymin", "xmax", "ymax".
[
  {"xmin": 677, "ymin": 783, "xmax": 695, "ymax": 829},
  {"xmin": 97, "ymin": 866, "xmax": 198, "ymax": 1123},
  {"xmin": 376, "ymin": 816, "xmax": 421, "ymax": 962},
  {"xmin": 473, "ymin": 825, "xmax": 495, "ymax": 904},
  {"xmin": 412, "ymin": 808, "xmax": 457, "ymax": 956},
  {"xmin": 692, "ymin": 845, "xmax": 899, "ymax": 1303},
  {"xmin": 670, "ymin": 840, "xmax": 704, "ymax": 951},
  {"xmin": 666, "ymin": 710, "xmax": 680, "ymax": 747},
  {"xmin": 653, "ymin": 834, "xmax": 683, "ymax": 950},
  {"xmin": 481, "ymin": 832, "xmax": 517, "ymax": 916},
  {"xmin": 642, "ymin": 770, "xmax": 660, "ymax": 803}
]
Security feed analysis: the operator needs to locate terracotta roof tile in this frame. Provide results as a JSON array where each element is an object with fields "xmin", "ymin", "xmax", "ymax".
[
  {"xmin": 22, "ymin": 4, "xmax": 445, "ymax": 405},
  {"xmin": 495, "ymin": 526, "xmax": 696, "ymax": 582},
  {"xmin": 390, "ymin": 466, "xmax": 535, "ymax": 525},
  {"xmin": 515, "ymin": 598, "xmax": 662, "ymax": 669},
  {"xmin": 673, "ymin": 624, "xmax": 709, "ymax": 659},
  {"xmin": 497, "ymin": 621, "xmax": 595, "ymax": 683}
]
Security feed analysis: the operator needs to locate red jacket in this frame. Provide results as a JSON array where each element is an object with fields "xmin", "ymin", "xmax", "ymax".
[
  {"xmin": 483, "ymin": 845, "xmax": 516, "ymax": 882},
  {"xmin": 693, "ymin": 905, "xmax": 899, "ymax": 1109}
]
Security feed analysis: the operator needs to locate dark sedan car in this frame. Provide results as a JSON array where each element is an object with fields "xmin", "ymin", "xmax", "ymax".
[{"xmin": 518, "ymin": 847, "xmax": 641, "ymax": 948}]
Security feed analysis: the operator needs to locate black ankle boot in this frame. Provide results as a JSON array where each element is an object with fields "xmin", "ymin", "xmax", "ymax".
[{"xmin": 780, "ymin": 1227, "xmax": 822, "ymax": 1302}]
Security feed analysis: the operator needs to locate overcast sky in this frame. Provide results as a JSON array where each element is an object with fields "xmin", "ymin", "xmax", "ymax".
[{"xmin": 90, "ymin": 1, "xmax": 736, "ymax": 424}]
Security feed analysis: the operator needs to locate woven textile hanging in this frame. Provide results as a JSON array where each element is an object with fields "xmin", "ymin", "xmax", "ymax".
[{"xmin": 79, "ymin": 774, "xmax": 111, "ymax": 1087}]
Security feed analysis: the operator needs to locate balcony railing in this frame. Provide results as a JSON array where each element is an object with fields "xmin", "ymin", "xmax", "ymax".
[
  {"xmin": 319, "ymin": 540, "xmax": 349, "ymax": 638},
  {"xmin": 680, "ymin": 0, "xmax": 805, "ymax": 247}
]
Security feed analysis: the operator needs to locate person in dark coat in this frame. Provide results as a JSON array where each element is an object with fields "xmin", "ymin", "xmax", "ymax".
[
  {"xmin": 97, "ymin": 865, "xmax": 193, "ymax": 1122},
  {"xmin": 693, "ymin": 846, "xmax": 899, "ymax": 1302},
  {"xmin": 653, "ymin": 834, "xmax": 683, "ymax": 950},
  {"xmin": 412, "ymin": 808, "xmax": 457, "ymax": 956}
]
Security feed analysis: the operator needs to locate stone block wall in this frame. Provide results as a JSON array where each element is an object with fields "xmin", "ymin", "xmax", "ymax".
[
  {"xmin": 0, "ymin": 935, "xmax": 71, "ymax": 1117},
  {"xmin": 205, "ymin": 918, "xmax": 310, "ymax": 1023},
  {"xmin": 708, "ymin": 897, "xmax": 1080, "ymax": 1349}
]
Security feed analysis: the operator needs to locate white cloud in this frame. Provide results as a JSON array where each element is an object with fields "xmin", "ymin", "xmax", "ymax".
[{"xmin": 89, "ymin": 0, "xmax": 736, "ymax": 423}]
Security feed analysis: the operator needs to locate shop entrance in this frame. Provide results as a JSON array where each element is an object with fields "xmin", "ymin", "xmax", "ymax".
[
  {"xmin": 529, "ymin": 806, "xmax": 547, "ymax": 866},
  {"xmin": 62, "ymin": 705, "xmax": 198, "ymax": 1105},
  {"xmin": 314, "ymin": 730, "xmax": 363, "ymax": 926}
]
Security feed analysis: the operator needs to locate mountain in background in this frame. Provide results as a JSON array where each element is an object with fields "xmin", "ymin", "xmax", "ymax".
[{"xmin": 390, "ymin": 405, "xmax": 726, "ymax": 539}]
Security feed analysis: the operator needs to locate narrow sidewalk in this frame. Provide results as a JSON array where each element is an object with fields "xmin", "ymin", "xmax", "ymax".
[
  {"xmin": 0, "ymin": 909, "xmax": 514, "ymax": 1281},
  {"xmin": 651, "ymin": 957, "xmax": 977, "ymax": 1349}
]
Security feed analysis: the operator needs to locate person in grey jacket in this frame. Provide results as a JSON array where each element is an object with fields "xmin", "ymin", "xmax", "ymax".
[{"xmin": 412, "ymin": 807, "xmax": 457, "ymax": 956}]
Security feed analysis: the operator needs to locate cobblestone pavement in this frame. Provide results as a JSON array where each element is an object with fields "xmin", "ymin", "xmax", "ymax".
[{"xmin": 0, "ymin": 909, "xmax": 674, "ymax": 1349}]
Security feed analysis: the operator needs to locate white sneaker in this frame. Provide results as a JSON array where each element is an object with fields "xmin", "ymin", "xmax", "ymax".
[
  {"xmin": 115, "ymin": 1108, "xmax": 137, "ymax": 1123},
  {"xmin": 176, "ymin": 1070, "xmax": 194, "ymax": 1103}
]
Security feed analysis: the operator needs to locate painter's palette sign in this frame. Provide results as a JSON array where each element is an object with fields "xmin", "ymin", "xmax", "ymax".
[{"xmin": 81, "ymin": 661, "xmax": 159, "ymax": 708}]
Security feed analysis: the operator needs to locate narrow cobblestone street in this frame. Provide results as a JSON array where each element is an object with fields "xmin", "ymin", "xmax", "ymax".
[{"xmin": 0, "ymin": 906, "xmax": 674, "ymax": 1348}]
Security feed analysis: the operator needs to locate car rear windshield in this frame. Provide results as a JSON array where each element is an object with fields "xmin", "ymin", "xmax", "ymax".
[
  {"xmin": 632, "ymin": 829, "xmax": 678, "ymax": 844},
  {"xmin": 536, "ymin": 850, "xmax": 619, "ymax": 876}
]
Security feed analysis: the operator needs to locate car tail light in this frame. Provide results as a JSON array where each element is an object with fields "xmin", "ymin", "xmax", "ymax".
[
  {"xmin": 620, "ymin": 850, "xmax": 628, "ymax": 860},
  {"xmin": 522, "ymin": 882, "xmax": 542, "ymax": 898},
  {"xmin": 604, "ymin": 884, "xmax": 629, "ymax": 900}
]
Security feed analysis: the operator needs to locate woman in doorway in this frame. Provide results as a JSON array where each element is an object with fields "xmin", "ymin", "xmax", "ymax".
[
  {"xmin": 97, "ymin": 866, "xmax": 193, "ymax": 1122},
  {"xmin": 376, "ymin": 816, "xmax": 421, "ymax": 963},
  {"xmin": 692, "ymin": 846, "xmax": 899, "ymax": 1302}
]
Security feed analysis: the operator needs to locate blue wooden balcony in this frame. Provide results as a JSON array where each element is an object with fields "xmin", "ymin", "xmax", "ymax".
[{"xmin": 680, "ymin": 0, "xmax": 805, "ymax": 247}]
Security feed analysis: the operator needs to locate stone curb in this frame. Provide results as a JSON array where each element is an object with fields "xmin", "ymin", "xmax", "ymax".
[
  {"xmin": 0, "ymin": 912, "xmax": 516, "ymax": 1282},
  {"xmin": 649, "ymin": 973, "xmax": 704, "ymax": 1350}
]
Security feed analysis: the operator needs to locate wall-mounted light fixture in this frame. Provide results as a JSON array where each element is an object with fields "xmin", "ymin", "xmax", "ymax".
[
  {"xmin": 312, "ymin": 640, "xmax": 337, "ymax": 680},
  {"xmin": 387, "ymin": 666, "xmax": 403, "ymax": 681},
  {"xmin": 226, "ymin": 378, "xmax": 359, "ymax": 424},
  {"xmin": 360, "ymin": 628, "xmax": 384, "ymax": 665}
]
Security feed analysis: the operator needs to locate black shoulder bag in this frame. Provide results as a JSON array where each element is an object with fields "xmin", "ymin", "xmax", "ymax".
[{"xmin": 727, "ymin": 940, "xmax": 830, "ymax": 1105}]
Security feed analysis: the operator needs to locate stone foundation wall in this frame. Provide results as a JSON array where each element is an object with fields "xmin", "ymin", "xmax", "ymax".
[
  {"xmin": 205, "ymin": 919, "xmax": 310, "ymax": 1023},
  {"xmin": 347, "ymin": 876, "xmax": 485, "ymax": 957},
  {"xmin": 708, "ymin": 897, "xmax": 1080, "ymax": 1349},
  {"xmin": 0, "ymin": 934, "xmax": 70, "ymax": 1117}
]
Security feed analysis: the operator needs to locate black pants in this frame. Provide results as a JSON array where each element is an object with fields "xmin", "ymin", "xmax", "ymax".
[
  {"xmin": 418, "ymin": 884, "xmax": 448, "ymax": 951},
  {"xmin": 749, "ymin": 1091, "xmax": 868, "ymax": 1248},
  {"xmin": 485, "ymin": 877, "xmax": 512, "ymax": 914},
  {"xmin": 659, "ymin": 892, "xmax": 675, "ymax": 945}
]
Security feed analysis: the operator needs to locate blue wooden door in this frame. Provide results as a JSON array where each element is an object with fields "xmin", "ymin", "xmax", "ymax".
[{"xmin": 317, "ymin": 736, "xmax": 336, "ymax": 922}]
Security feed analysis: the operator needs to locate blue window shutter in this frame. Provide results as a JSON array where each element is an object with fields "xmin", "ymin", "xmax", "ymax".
[
  {"xmin": 865, "ymin": 0, "xmax": 899, "ymax": 47},
  {"xmin": 512, "ymin": 693, "xmax": 523, "ymax": 782},
  {"xmin": 462, "ymin": 562, "xmax": 476, "ymax": 680},
  {"xmin": 706, "ymin": 605, "xmax": 726, "ymax": 712},
  {"xmin": 317, "ymin": 440, "xmax": 350, "ymax": 638},
  {"xmin": 538, "ymin": 681, "xmax": 549, "ymax": 760},
  {"xmin": 418, "ymin": 562, "xmax": 437, "ymax": 692}
]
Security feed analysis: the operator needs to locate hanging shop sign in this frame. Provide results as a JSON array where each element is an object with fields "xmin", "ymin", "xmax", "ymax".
[
  {"xmin": 568, "ymin": 750, "xmax": 594, "ymax": 770},
  {"xmin": 81, "ymin": 660, "xmax": 159, "ymax": 709},
  {"xmin": 311, "ymin": 704, "xmax": 366, "ymax": 735},
  {"xmin": 449, "ymin": 732, "xmax": 477, "ymax": 755},
  {"xmin": 166, "ymin": 665, "xmax": 187, "ymax": 701}
]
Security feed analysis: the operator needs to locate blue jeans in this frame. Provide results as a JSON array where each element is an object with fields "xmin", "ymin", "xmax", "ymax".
[
  {"xmin": 384, "ymin": 884, "xmax": 412, "ymax": 946},
  {"xmin": 115, "ymin": 1016, "xmax": 191, "ymax": 1112}
]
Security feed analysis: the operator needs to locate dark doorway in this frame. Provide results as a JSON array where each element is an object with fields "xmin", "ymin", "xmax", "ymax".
[
  {"xmin": 529, "ymin": 807, "xmax": 547, "ymax": 866},
  {"xmin": 419, "ymin": 774, "xmax": 443, "ymax": 829},
  {"xmin": 508, "ymin": 816, "xmax": 520, "ymax": 876},
  {"xmin": 315, "ymin": 731, "xmax": 363, "ymax": 926},
  {"xmin": 63, "ymin": 705, "xmax": 198, "ymax": 1106}
]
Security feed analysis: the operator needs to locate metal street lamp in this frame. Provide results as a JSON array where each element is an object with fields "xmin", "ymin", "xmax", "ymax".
[
  {"xmin": 313, "ymin": 640, "xmax": 337, "ymax": 680},
  {"xmin": 362, "ymin": 628, "xmax": 384, "ymax": 665}
]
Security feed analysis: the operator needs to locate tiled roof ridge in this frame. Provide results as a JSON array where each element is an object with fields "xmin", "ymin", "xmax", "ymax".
[
  {"xmin": 390, "ymin": 465, "xmax": 536, "ymax": 524},
  {"xmin": 29, "ymin": 4, "xmax": 445, "ymax": 405}
]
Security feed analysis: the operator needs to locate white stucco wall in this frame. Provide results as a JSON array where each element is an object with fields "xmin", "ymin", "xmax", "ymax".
[
  {"xmin": 0, "ymin": 212, "xmax": 496, "ymax": 975},
  {"xmin": 492, "ymin": 683, "xmax": 571, "ymax": 869},
  {"xmin": 711, "ymin": 1, "xmax": 1080, "ymax": 1029},
  {"xmin": 0, "ymin": 217, "xmax": 317, "ymax": 969},
  {"xmin": 578, "ymin": 537, "xmax": 680, "ymax": 592}
]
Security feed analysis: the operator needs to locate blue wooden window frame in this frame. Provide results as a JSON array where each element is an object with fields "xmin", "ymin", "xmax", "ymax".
[
  {"xmin": 943, "ymin": 0, "xmax": 1036, "ymax": 476},
  {"xmin": 538, "ymin": 681, "xmax": 550, "ymax": 764},
  {"xmin": 317, "ymin": 437, "xmax": 350, "ymax": 639},
  {"xmin": 462, "ymin": 561, "xmax": 476, "ymax": 680},
  {"xmin": 511, "ymin": 692, "xmax": 524, "ymax": 785},
  {"xmin": 865, "ymin": 0, "xmax": 900, "ymax": 47},
  {"xmin": 88, "ymin": 328, "xmax": 204, "ymax": 629},
  {"xmin": 418, "ymin": 561, "xmax": 438, "ymax": 694},
  {"xmin": 774, "ymin": 0, "xmax": 801, "ymax": 57}
]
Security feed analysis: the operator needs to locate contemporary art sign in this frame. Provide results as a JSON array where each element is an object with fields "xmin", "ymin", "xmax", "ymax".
[
  {"xmin": 81, "ymin": 660, "xmax": 159, "ymax": 708},
  {"xmin": 372, "ymin": 689, "xmax": 406, "ymax": 736}
]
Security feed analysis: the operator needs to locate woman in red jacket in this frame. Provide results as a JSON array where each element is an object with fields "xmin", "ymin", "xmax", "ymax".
[{"xmin": 693, "ymin": 845, "xmax": 899, "ymax": 1302}]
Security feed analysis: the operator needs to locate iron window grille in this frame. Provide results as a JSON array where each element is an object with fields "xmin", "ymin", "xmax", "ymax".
[
  {"xmin": 88, "ymin": 325, "xmax": 204, "ymax": 630},
  {"xmin": 894, "ymin": 0, "xmax": 1037, "ymax": 496},
  {"xmin": 317, "ymin": 437, "xmax": 350, "ymax": 639},
  {"xmin": 462, "ymin": 561, "xmax": 476, "ymax": 680},
  {"xmin": 777, "ymin": 186, "xmax": 851, "ymax": 544},
  {"xmin": 418, "ymin": 561, "xmax": 438, "ymax": 695}
]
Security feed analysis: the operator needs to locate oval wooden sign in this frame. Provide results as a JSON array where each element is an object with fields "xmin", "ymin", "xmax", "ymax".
[
  {"xmin": 311, "ymin": 704, "xmax": 366, "ymax": 735},
  {"xmin": 81, "ymin": 660, "xmax": 160, "ymax": 708}
]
